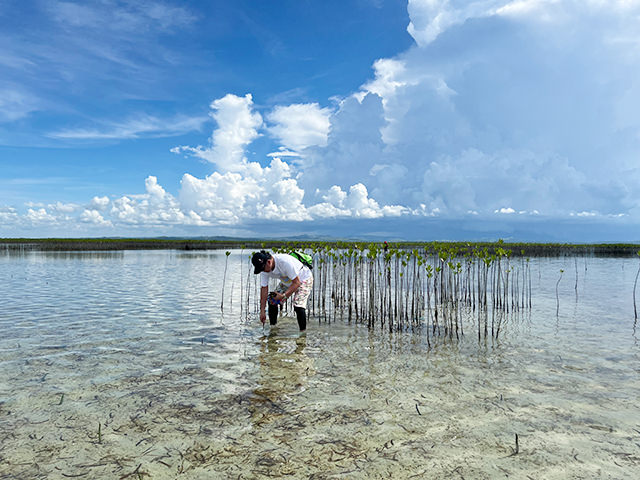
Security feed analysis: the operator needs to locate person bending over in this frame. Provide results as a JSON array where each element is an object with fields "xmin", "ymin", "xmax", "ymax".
[{"xmin": 252, "ymin": 250, "xmax": 313, "ymax": 331}]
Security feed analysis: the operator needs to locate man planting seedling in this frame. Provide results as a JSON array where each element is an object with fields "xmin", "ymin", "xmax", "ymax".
[{"xmin": 252, "ymin": 250, "xmax": 313, "ymax": 331}]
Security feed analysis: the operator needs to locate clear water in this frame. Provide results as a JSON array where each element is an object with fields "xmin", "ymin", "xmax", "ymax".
[{"xmin": 0, "ymin": 250, "xmax": 638, "ymax": 479}]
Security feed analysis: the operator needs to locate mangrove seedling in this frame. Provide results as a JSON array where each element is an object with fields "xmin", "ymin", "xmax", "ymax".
[
  {"xmin": 221, "ymin": 250, "xmax": 231, "ymax": 310},
  {"xmin": 634, "ymin": 251, "xmax": 640, "ymax": 319},
  {"xmin": 556, "ymin": 269, "xmax": 564, "ymax": 316}
]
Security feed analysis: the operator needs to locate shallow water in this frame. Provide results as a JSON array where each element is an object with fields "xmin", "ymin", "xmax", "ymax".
[{"xmin": 0, "ymin": 250, "xmax": 639, "ymax": 479}]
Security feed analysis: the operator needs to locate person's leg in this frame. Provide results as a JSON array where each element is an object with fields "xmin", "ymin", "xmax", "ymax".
[
  {"xmin": 268, "ymin": 303, "xmax": 278, "ymax": 325},
  {"xmin": 294, "ymin": 306, "xmax": 306, "ymax": 331},
  {"xmin": 269, "ymin": 282, "xmax": 287, "ymax": 326},
  {"xmin": 292, "ymin": 276, "xmax": 313, "ymax": 332}
]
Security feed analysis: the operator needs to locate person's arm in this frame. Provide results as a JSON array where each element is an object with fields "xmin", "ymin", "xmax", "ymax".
[
  {"xmin": 274, "ymin": 276, "xmax": 301, "ymax": 302},
  {"xmin": 259, "ymin": 286, "xmax": 269, "ymax": 324}
]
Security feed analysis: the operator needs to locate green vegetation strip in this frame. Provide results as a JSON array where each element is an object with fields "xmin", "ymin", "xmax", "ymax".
[{"xmin": 0, "ymin": 238, "xmax": 639, "ymax": 256}]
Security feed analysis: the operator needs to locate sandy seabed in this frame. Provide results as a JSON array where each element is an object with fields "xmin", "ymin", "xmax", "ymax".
[{"xmin": 1, "ymin": 316, "xmax": 639, "ymax": 480}]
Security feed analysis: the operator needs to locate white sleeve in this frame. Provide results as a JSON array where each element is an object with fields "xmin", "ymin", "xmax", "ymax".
[{"xmin": 260, "ymin": 272, "xmax": 269, "ymax": 288}]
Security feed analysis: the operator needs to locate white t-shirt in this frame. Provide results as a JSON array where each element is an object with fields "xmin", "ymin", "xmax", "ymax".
[{"xmin": 260, "ymin": 253, "xmax": 312, "ymax": 288}]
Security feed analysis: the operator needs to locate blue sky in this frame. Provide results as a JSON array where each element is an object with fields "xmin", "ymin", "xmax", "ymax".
[{"xmin": 1, "ymin": 0, "xmax": 639, "ymax": 241}]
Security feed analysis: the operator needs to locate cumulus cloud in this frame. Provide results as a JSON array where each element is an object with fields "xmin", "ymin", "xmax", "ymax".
[
  {"xmin": 25, "ymin": 208, "xmax": 57, "ymax": 223},
  {"xmin": 296, "ymin": 93, "xmax": 389, "ymax": 199},
  {"xmin": 178, "ymin": 158, "xmax": 401, "ymax": 224},
  {"xmin": 178, "ymin": 159, "xmax": 301, "ymax": 222},
  {"xmin": 1, "ymin": 162, "xmax": 406, "ymax": 232},
  {"xmin": 407, "ymin": 0, "xmax": 510, "ymax": 46},
  {"xmin": 359, "ymin": 59, "xmax": 410, "ymax": 103},
  {"xmin": 574, "ymin": 211, "xmax": 597, "ymax": 217},
  {"xmin": 296, "ymin": 0, "xmax": 640, "ymax": 219},
  {"xmin": 109, "ymin": 175, "xmax": 198, "ymax": 226},
  {"xmin": 495, "ymin": 207, "xmax": 516, "ymax": 214},
  {"xmin": 90, "ymin": 196, "xmax": 110, "ymax": 210},
  {"xmin": 267, "ymin": 103, "xmax": 332, "ymax": 151},
  {"xmin": 308, "ymin": 184, "xmax": 407, "ymax": 218},
  {"xmin": 48, "ymin": 201, "xmax": 79, "ymax": 213},
  {"xmin": 80, "ymin": 209, "xmax": 112, "ymax": 226},
  {"xmin": 172, "ymin": 94, "xmax": 262, "ymax": 172}
]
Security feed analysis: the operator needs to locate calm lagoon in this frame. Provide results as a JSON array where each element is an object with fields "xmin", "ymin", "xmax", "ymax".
[{"xmin": 0, "ymin": 250, "xmax": 638, "ymax": 479}]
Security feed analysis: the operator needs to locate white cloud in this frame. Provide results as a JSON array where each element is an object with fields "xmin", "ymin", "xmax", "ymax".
[
  {"xmin": 406, "ymin": 0, "xmax": 640, "ymax": 47},
  {"xmin": 48, "ymin": 201, "xmax": 78, "ymax": 213},
  {"xmin": 80, "ymin": 209, "xmax": 112, "ymax": 226},
  {"xmin": 0, "ymin": 159, "xmax": 402, "ymax": 230},
  {"xmin": 497, "ymin": 0, "xmax": 640, "ymax": 20},
  {"xmin": 308, "ymin": 183, "xmax": 406, "ymax": 219},
  {"xmin": 495, "ymin": 207, "xmax": 516, "ymax": 214},
  {"xmin": 0, "ymin": 87, "xmax": 39, "ymax": 122},
  {"xmin": 311, "ymin": 0, "xmax": 640, "ymax": 218},
  {"xmin": 574, "ymin": 211, "xmax": 598, "ymax": 217},
  {"xmin": 0, "ymin": 1, "xmax": 202, "ymax": 147},
  {"xmin": 296, "ymin": 93, "xmax": 389, "ymax": 199},
  {"xmin": 49, "ymin": 114, "xmax": 207, "ymax": 140},
  {"xmin": 360, "ymin": 58, "xmax": 409, "ymax": 100},
  {"xmin": 495, "ymin": 0, "xmax": 556, "ymax": 18},
  {"xmin": 145, "ymin": 176, "xmax": 166, "ymax": 199},
  {"xmin": 344, "ymin": 183, "xmax": 382, "ymax": 218},
  {"xmin": 0, "ymin": 206, "xmax": 19, "ymax": 224},
  {"xmin": 172, "ymin": 94, "xmax": 262, "ymax": 172},
  {"xmin": 178, "ymin": 158, "xmax": 310, "ymax": 223},
  {"xmin": 407, "ymin": 0, "xmax": 507, "ymax": 46},
  {"xmin": 267, "ymin": 103, "xmax": 331, "ymax": 151},
  {"xmin": 306, "ymin": 202, "xmax": 350, "ymax": 218},
  {"xmin": 267, "ymin": 149, "xmax": 301, "ymax": 158},
  {"xmin": 90, "ymin": 196, "xmax": 110, "ymax": 210},
  {"xmin": 49, "ymin": 1, "xmax": 196, "ymax": 33},
  {"xmin": 322, "ymin": 185, "xmax": 348, "ymax": 207},
  {"xmin": 109, "ymin": 176, "xmax": 195, "ymax": 227},
  {"xmin": 25, "ymin": 208, "xmax": 57, "ymax": 223}
]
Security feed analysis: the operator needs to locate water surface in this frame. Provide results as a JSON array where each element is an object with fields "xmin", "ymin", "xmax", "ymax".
[{"xmin": 0, "ymin": 250, "xmax": 638, "ymax": 479}]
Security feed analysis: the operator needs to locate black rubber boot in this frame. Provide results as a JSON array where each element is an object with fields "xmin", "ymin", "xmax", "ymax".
[
  {"xmin": 268, "ymin": 303, "xmax": 278, "ymax": 325},
  {"xmin": 294, "ymin": 306, "xmax": 307, "ymax": 331}
]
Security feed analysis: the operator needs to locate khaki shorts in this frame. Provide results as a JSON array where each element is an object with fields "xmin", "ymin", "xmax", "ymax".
[{"xmin": 275, "ymin": 275, "xmax": 313, "ymax": 309}]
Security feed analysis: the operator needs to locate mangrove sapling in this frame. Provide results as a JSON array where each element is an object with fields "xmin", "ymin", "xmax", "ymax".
[
  {"xmin": 240, "ymin": 246, "xmax": 244, "ymax": 316},
  {"xmin": 495, "ymin": 310, "xmax": 504, "ymax": 339},
  {"xmin": 633, "ymin": 251, "xmax": 640, "ymax": 320},
  {"xmin": 244, "ymin": 256, "xmax": 252, "ymax": 321},
  {"xmin": 528, "ymin": 258, "xmax": 532, "ymax": 309},
  {"xmin": 556, "ymin": 269, "xmax": 564, "ymax": 316},
  {"xmin": 508, "ymin": 433, "xmax": 519, "ymax": 456},
  {"xmin": 220, "ymin": 251, "xmax": 231, "ymax": 310},
  {"xmin": 575, "ymin": 257, "xmax": 579, "ymax": 301}
]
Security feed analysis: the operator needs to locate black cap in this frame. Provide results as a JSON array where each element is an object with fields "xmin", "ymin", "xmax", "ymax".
[{"xmin": 252, "ymin": 251, "xmax": 270, "ymax": 274}]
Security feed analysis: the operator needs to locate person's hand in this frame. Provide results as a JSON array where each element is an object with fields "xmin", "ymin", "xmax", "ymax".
[
  {"xmin": 275, "ymin": 292, "xmax": 286, "ymax": 302},
  {"xmin": 260, "ymin": 310, "xmax": 266, "ymax": 324}
]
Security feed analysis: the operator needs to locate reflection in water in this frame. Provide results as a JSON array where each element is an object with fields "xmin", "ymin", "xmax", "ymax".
[
  {"xmin": 0, "ymin": 249, "xmax": 125, "ymax": 260},
  {"xmin": 250, "ymin": 329, "xmax": 312, "ymax": 426}
]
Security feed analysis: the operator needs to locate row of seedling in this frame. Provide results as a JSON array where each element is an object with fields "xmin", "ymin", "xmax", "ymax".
[{"xmin": 241, "ymin": 242, "xmax": 533, "ymax": 342}]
